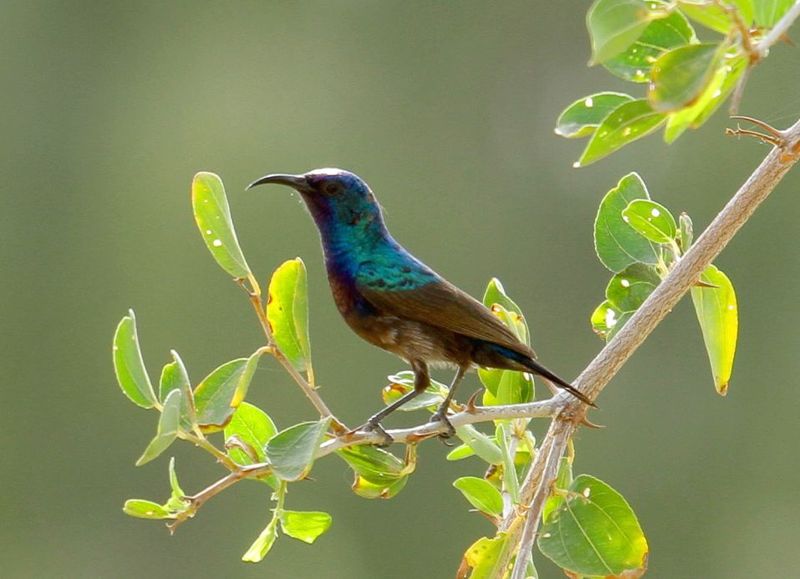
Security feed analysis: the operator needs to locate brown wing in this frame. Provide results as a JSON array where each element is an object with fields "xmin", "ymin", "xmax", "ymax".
[{"xmin": 357, "ymin": 276, "xmax": 535, "ymax": 359}]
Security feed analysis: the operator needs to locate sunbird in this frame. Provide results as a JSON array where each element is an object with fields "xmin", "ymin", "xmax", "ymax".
[{"xmin": 248, "ymin": 168, "xmax": 593, "ymax": 442}]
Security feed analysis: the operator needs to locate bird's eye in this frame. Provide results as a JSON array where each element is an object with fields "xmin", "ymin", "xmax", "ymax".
[{"xmin": 324, "ymin": 182, "xmax": 342, "ymax": 195}]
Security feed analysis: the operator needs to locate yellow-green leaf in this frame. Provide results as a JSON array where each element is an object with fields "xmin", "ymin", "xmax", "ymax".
[
  {"xmin": 279, "ymin": 510, "xmax": 332, "ymax": 544},
  {"xmin": 691, "ymin": 265, "xmax": 737, "ymax": 395},
  {"xmin": 587, "ymin": 0, "xmax": 666, "ymax": 64},
  {"xmin": 267, "ymin": 258, "xmax": 312, "ymax": 374},
  {"xmin": 648, "ymin": 43, "xmax": 719, "ymax": 112},
  {"xmin": 192, "ymin": 171, "xmax": 251, "ymax": 279},
  {"xmin": 136, "ymin": 389, "xmax": 182, "ymax": 466}
]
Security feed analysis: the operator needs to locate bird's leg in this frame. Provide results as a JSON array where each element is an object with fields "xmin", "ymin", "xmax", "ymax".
[
  {"xmin": 429, "ymin": 365, "xmax": 468, "ymax": 439},
  {"xmin": 358, "ymin": 360, "xmax": 430, "ymax": 446}
]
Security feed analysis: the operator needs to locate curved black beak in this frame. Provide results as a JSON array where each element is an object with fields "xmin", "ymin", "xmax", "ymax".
[{"xmin": 246, "ymin": 173, "xmax": 310, "ymax": 193}]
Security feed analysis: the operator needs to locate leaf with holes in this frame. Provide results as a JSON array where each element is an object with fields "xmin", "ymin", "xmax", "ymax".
[
  {"xmin": 604, "ymin": 7, "xmax": 696, "ymax": 82},
  {"xmin": 606, "ymin": 263, "xmax": 661, "ymax": 313},
  {"xmin": 594, "ymin": 173, "xmax": 660, "ymax": 272},
  {"xmin": 192, "ymin": 172, "xmax": 251, "ymax": 279},
  {"xmin": 622, "ymin": 199, "xmax": 677, "ymax": 243},
  {"xmin": 587, "ymin": 0, "xmax": 667, "ymax": 64},
  {"xmin": 556, "ymin": 92, "xmax": 635, "ymax": 138},
  {"xmin": 577, "ymin": 100, "xmax": 666, "ymax": 166}
]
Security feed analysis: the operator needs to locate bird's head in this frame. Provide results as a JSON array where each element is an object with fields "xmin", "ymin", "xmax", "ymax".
[{"xmin": 247, "ymin": 168, "xmax": 384, "ymax": 234}]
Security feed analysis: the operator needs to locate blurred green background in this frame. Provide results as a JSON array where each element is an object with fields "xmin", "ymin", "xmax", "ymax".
[{"xmin": 2, "ymin": 1, "xmax": 799, "ymax": 577}]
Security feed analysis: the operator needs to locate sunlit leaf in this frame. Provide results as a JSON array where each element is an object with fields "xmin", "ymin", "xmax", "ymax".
[
  {"xmin": 538, "ymin": 474, "xmax": 648, "ymax": 576},
  {"xmin": 458, "ymin": 534, "xmax": 509, "ymax": 579},
  {"xmin": 165, "ymin": 457, "xmax": 189, "ymax": 512},
  {"xmin": 555, "ymin": 92, "xmax": 635, "ymax": 138},
  {"xmin": 622, "ymin": 199, "xmax": 677, "ymax": 243},
  {"xmin": 587, "ymin": 0, "xmax": 666, "ymax": 64},
  {"xmin": 691, "ymin": 265, "xmax": 737, "ymax": 395},
  {"xmin": 591, "ymin": 300, "xmax": 631, "ymax": 341},
  {"xmin": 279, "ymin": 510, "xmax": 332, "ymax": 544},
  {"xmin": 113, "ymin": 310, "xmax": 157, "ymax": 409},
  {"xmin": 446, "ymin": 444, "xmax": 476, "ymax": 461},
  {"xmin": 193, "ymin": 358, "xmax": 249, "ymax": 431},
  {"xmin": 159, "ymin": 350, "xmax": 196, "ymax": 430},
  {"xmin": 192, "ymin": 172, "xmax": 251, "ymax": 279},
  {"xmin": 594, "ymin": 173, "xmax": 660, "ymax": 272},
  {"xmin": 455, "ymin": 424, "xmax": 504, "ymax": 465},
  {"xmin": 453, "ymin": 477, "xmax": 504, "ymax": 518},
  {"xmin": 123, "ymin": 499, "xmax": 171, "ymax": 520},
  {"xmin": 381, "ymin": 370, "xmax": 445, "ymax": 411},
  {"xmin": 230, "ymin": 349, "xmax": 263, "ymax": 408},
  {"xmin": 337, "ymin": 444, "xmax": 416, "ymax": 499},
  {"xmin": 267, "ymin": 258, "xmax": 312, "ymax": 374},
  {"xmin": 578, "ymin": 100, "xmax": 666, "ymax": 166},
  {"xmin": 754, "ymin": 0, "xmax": 793, "ymax": 27},
  {"xmin": 679, "ymin": 0, "xmax": 754, "ymax": 33},
  {"xmin": 224, "ymin": 402, "xmax": 278, "ymax": 487},
  {"xmin": 136, "ymin": 389, "xmax": 182, "ymax": 466},
  {"xmin": 606, "ymin": 263, "xmax": 661, "ymax": 313},
  {"xmin": 242, "ymin": 517, "xmax": 279, "ymax": 563},
  {"xmin": 604, "ymin": 8, "xmax": 696, "ymax": 82},
  {"xmin": 265, "ymin": 418, "xmax": 330, "ymax": 481},
  {"xmin": 649, "ymin": 43, "xmax": 719, "ymax": 112}
]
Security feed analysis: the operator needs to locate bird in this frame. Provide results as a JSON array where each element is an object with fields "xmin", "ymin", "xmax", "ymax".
[{"xmin": 248, "ymin": 168, "xmax": 594, "ymax": 443}]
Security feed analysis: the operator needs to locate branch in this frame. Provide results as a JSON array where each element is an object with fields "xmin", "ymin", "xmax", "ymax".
[{"xmin": 502, "ymin": 116, "xmax": 800, "ymax": 576}]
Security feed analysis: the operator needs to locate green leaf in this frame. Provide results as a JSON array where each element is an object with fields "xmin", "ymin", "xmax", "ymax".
[
  {"xmin": 679, "ymin": 0, "xmax": 754, "ymax": 33},
  {"xmin": 337, "ymin": 444, "xmax": 415, "ymax": 499},
  {"xmin": 678, "ymin": 212, "xmax": 693, "ymax": 252},
  {"xmin": 594, "ymin": 173, "xmax": 660, "ymax": 272},
  {"xmin": 265, "ymin": 418, "xmax": 330, "ymax": 481},
  {"xmin": 165, "ymin": 457, "xmax": 189, "ymax": 512},
  {"xmin": 455, "ymin": 424, "xmax": 504, "ymax": 465},
  {"xmin": 446, "ymin": 444, "xmax": 476, "ymax": 461},
  {"xmin": 691, "ymin": 265, "xmax": 737, "ymax": 395},
  {"xmin": 482, "ymin": 280, "xmax": 529, "ymax": 342},
  {"xmin": 555, "ymin": 92, "xmax": 635, "ymax": 138},
  {"xmin": 587, "ymin": 0, "xmax": 666, "ymax": 64},
  {"xmin": 604, "ymin": 8, "xmax": 696, "ymax": 82},
  {"xmin": 230, "ymin": 349, "xmax": 263, "ymax": 408},
  {"xmin": 622, "ymin": 199, "xmax": 677, "ymax": 243},
  {"xmin": 543, "ymin": 456, "xmax": 575, "ymax": 521},
  {"xmin": 606, "ymin": 263, "xmax": 661, "ymax": 312},
  {"xmin": 113, "ymin": 310, "xmax": 157, "ymax": 409},
  {"xmin": 754, "ymin": 0, "xmax": 792, "ymax": 27},
  {"xmin": 590, "ymin": 300, "xmax": 632, "ymax": 341},
  {"xmin": 267, "ymin": 258, "xmax": 312, "ymax": 374},
  {"xmin": 224, "ymin": 402, "xmax": 277, "ymax": 464},
  {"xmin": 649, "ymin": 43, "xmax": 719, "ymax": 112},
  {"xmin": 136, "ymin": 389, "xmax": 182, "ymax": 466},
  {"xmin": 460, "ymin": 534, "xmax": 509, "ymax": 579},
  {"xmin": 242, "ymin": 517, "xmax": 279, "ymax": 563},
  {"xmin": 123, "ymin": 499, "xmax": 171, "ymax": 520},
  {"xmin": 193, "ymin": 358, "xmax": 250, "ymax": 431},
  {"xmin": 192, "ymin": 172, "xmax": 251, "ymax": 279},
  {"xmin": 453, "ymin": 477, "xmax": 504, "ymax": 518},
  {"xmin": 159, "ymin": 350, "xmax": 197, "ymax": 430},
  {"xmin": 480, "ymin": 368, "xmax": 533, "ymax": 406},
  {"xmin": 538, "ymin": 474, "xmax": 648, "ymax": 576},
  {"xmin": 279, "ymin": 510, "xmax": 332, "ymax": 544},
  {"xmin": 577, "ymin": 100, "xmax": 666, "ymax": 166},
  {"xmin": 381, "ymin": 371, "xmax": 446, "ymax": 411}
]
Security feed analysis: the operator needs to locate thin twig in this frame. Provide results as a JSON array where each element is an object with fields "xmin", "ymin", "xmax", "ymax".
[{"xmin": 509, "ymin": 424, "xmax": 570, "ymax": 579}]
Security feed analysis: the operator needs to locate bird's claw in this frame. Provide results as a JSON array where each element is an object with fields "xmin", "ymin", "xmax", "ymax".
[
  {"xmin": 357, "ymin": 420, "xmax": 394, "ymax": 447},
  {"xmin": 429, "ymin": 411, "xmax": 456, "ymax": 442}
]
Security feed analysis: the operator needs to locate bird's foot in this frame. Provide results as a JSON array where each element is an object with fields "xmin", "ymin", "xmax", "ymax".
[
  {"xmin": 429, "ymin": 410, "xmax": 456, "ymax": 442},
  {"xmin": 355, "ymin": 420, "xmax": 394, "ymax": 448}
]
